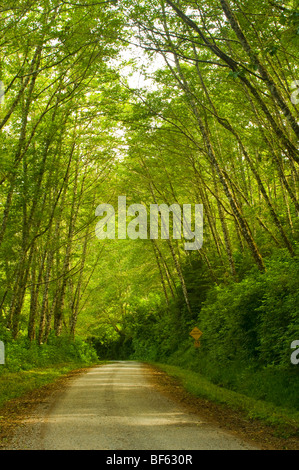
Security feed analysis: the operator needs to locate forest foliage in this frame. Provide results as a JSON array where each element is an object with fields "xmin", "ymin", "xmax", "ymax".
[{"xmin": 0, "ymin": 1, "xmax": 298, "ymax": 409}]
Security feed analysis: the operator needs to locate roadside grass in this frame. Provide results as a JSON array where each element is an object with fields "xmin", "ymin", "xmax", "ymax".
[
  {"xmin": 152, "ymin": 362, "xmax": 299, "ymax": 438},
  {"xmin": 0, "ymin": 362, "xmax": 100, "ymax": 409},
  {"xmin": 0, "ymin": 335, "xmax": 102, "ymax": 409}
]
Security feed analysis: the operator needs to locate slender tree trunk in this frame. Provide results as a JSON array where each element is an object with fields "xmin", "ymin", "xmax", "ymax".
[
  {"xmin": 54, "ymin": 145, "xmax": 79, "ymax": 336},
  {"xmin": 151, "ymin": 239, "xmax": 170, "ymax": 306},
  {"xmin": 219, "ymin": 0, "xmax": 299, "ymax": 140},
  {"xmin": 165, "ymin": 50, "xmax": 265, "ymax": 271}
]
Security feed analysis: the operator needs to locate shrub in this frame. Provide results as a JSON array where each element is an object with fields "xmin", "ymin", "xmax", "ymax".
[{"xmin": 0, "ymin": 334, "xmax": 98, "ymax": 375}]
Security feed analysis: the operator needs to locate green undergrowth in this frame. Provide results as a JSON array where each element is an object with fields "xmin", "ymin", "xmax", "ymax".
[
  {"xmin": 124, "ymin": 253, "xmax": 299, "ymax": 418},
  {"xmin": 0, "ymin": 363, "xmax": 97, "ymax": 409},
  {"xmin": 0, "ymin": 333, "xmax": 99, "ymax": 373},
  {"xmin": 152, "ymin": 362, "xmax": 299, "ymax": 438},
  {"xmin": 0, "ymin": 334, "xmax": 101, "ymax": 409}
]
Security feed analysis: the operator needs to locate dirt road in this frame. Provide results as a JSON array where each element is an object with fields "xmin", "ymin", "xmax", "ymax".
[{"xmin": 5, "ymin": 361, "xmax": 257, "ymax": 450}]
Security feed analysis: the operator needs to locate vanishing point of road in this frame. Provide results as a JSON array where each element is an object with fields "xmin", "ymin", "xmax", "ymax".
[{"xmin": 5, "ymin": 361, "xmax": 257, "ymax": 450}]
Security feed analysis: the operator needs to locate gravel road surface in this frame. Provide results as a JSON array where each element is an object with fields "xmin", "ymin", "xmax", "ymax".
[{"xmin": 6, "ymin": 361, "xmax": 257, "ymax": 450}]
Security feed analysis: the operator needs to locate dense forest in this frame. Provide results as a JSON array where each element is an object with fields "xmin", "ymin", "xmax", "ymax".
[{"xmin": 0, "ymin": 1, "xmax": 298, "ymax": 412}]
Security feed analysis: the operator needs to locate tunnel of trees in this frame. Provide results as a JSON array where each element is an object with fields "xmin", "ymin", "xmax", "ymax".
[{"xmin": 0, "ymin": 0, "xmax": 298, "ymax": 410}]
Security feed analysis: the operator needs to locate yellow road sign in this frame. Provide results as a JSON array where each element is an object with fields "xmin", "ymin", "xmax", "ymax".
[
  {"xmin": 189, "ymin": 327, "xmax": 202, "ymax": 341},
  {"xmin": 194, "ymin": 340, "xmax": 201, "ymax": 348}
]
